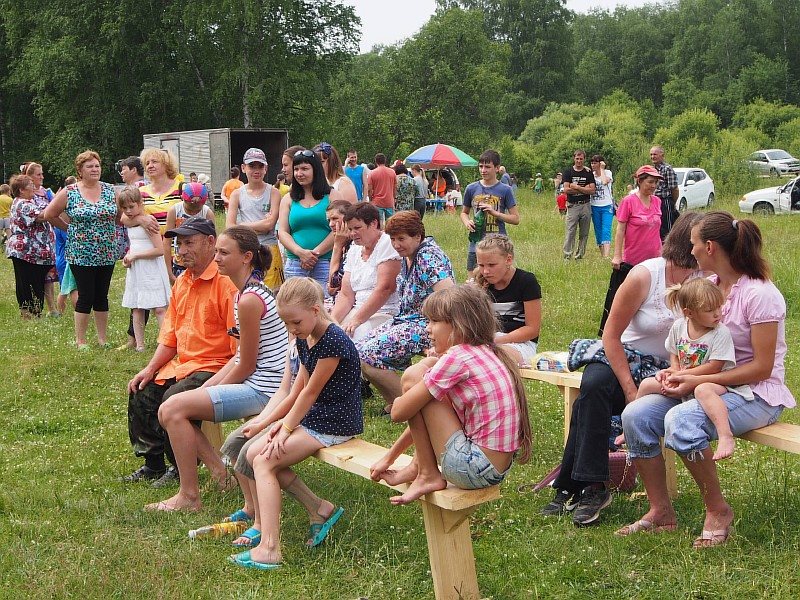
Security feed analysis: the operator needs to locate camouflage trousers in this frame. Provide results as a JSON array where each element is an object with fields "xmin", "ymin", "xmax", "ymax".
[{"xmin": 127, "ymin": 371, "xmax": 215, "ymax": 464}]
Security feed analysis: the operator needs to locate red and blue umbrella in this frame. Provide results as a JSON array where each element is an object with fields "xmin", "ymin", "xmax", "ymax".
[{"xmin": 404, "ymin": 143, "xmax": 478, "ymax": 168}]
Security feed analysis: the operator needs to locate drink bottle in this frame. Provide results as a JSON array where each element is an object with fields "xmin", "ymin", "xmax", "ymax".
[{"xmin": 188, "ymin": 520, "xmax": 248, "ymax": 539}]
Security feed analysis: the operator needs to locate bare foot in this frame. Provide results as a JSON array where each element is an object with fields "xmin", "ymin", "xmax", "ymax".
[
  {"xmin": 389, "ymin": 474, "xmax": 447, "ymax": 505},
  {"xmin": 380, "ymin": 463, "xmax": 419, "ymax": 486},
  {"xmin": 213, "ymin": 472, "xmax": 239, "ymax": 492},
  {"xmin": 713, "ymin": 436, "xmax": 735, "ymax": 461},
  {"xmin": 694, "ymin": 505, "xmax": 734, "ymax": 548},
  {"xmin": 144, "ymin": 493, "xmax": 201, "ymax": 512}
]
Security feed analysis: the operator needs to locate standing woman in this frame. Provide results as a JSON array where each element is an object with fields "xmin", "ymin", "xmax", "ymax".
[
  {"xmin": 314, "ymin": 142, "xmax": 358, "ymax": 204},
  {"xmin": 5, "ymin": 175, "xmax": 55, "ymax": 318},
  {"xmin": 44, "ymin": 151, "xmax": 119, "ymax": 349},
  {"xmin": 277, "ymin": 149, "xmax": 344, "ymax": 290},
  {"xmin": 410, "ymin": 165, "xmax": 428, "ymax": 218},
  {"xmin": 23, "ymin": 162, "xmax": 59, "ymax": 316},
  {"xmin": 474, "ymin": 234, "xmax": 541, "ymax": 367},
  {"xmin": 589, "ymin": 155, "xmax": 614, "ymax": 258},
  {"xmin": 393, "ymin": 163, "xmax": 416, "ymax": 213}
]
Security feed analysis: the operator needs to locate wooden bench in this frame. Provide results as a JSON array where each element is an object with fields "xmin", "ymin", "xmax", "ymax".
[
  {"xmin": 521, "ymin": 367, "xmax": 800, "ymax": 496},
  {"xmin": 315, "ymin": 438, "xmax": 498, "ymax": 600}
]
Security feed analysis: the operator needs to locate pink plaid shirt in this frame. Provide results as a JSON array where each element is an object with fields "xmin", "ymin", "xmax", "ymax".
[{"xmin": 423, "ymin": 344, "xmax": 520, "ymax": 453}]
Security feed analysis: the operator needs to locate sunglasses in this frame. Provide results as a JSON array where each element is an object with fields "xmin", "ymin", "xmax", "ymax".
[
  {"xmin": 227, "ymin": 326, "xmax": 240, "ymax": 339},
  {"xmin": 294, "ymin": 150, "xmax": 315, "ymax": 159}
]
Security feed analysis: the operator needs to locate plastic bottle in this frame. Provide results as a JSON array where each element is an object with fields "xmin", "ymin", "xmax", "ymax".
[
  {"xmin": 188, "ymin": 520, "xmax": 248, "ymax": 539},
  {"xmin": 469, "ymin": 209, "xmax": 485, "ymax": 243}
]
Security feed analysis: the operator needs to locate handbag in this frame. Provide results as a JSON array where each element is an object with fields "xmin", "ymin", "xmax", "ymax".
[{"xmin": 607, "ymin": 450, "xmax": 637, "ymax": 492}]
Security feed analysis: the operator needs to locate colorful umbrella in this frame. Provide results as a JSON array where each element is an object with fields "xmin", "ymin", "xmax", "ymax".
[{"xmin": 404, "ymin": 143, "xmax": 478, "ymax": 168}]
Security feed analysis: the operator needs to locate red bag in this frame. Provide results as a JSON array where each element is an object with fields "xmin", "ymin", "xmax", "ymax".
[{"xmin": 607, "ymin": 450, "xmax": 637, "ymax": 492}]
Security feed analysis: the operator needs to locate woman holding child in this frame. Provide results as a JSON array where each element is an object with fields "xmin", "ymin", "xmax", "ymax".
[{"xmin": 619, "ymin": 211, "xmax": 794, "ymax": 547}]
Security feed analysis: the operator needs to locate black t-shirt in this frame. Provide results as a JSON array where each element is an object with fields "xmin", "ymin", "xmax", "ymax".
[
  {"xmin": 487, "ymin": 268, "xmax": 542, "ymax": 340},
  {"xmin": 561, "ymin": 166, "xmax": 594, "ymax": 203},
  {"xmin": 298, "ymin": 324, "xmax": 363, "ymax": 436}
]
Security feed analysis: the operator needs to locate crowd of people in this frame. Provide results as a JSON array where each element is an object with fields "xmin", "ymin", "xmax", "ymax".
[{"xmin": 3, "ymin": 141, "xmax": 793, "ymax": 568}]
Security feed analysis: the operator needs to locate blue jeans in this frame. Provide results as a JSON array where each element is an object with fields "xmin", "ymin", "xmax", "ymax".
[
  {"xmin": 284, "ymin": 257, "xmax": 331, "ymax": 295},
  {"xmin": 206, "ymin": 383, "xmax": 270, "ymax": 422},
  {"xmin": 440, "ymin": 430, "xmax": 507, "ymax": 489},
  {"xmin": 622, "ymin": 392, "xmax": 783, "ymax": 461},
  {"xmin": 591, "ymin": 204, "xmax": 613, "ymax": 245}
]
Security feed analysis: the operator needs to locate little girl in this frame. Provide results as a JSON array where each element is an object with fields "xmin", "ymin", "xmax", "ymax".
[
  {"xmin": 636, "ymin": 277, "xmax": 752, "ymax": 460},
  {"xmin": 229, "ymin": 277, "xmax": 362, "ymax": 570},
  {"xmin": 164, "ymin": 181, "xmax": 214, "ymax": 281},
  {"xmin": 118, "ymin": 187, "xmax": 171, "ymax": 351},
  {"xmin": 370, "ymin": 284, "xmax": 532, "ymax": 505}
]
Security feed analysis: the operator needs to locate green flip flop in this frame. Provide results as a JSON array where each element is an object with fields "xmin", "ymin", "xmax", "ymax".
[
  {"xmin": 307, "ymin": 506, "xmax": 344, "ymax": 548},
  {"xmin": 228, "ymin": 550, "xmax": 280, "ymax": 571}
]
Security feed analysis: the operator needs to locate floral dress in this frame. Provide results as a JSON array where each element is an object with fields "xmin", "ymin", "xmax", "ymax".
[
  {"xmin": 65, "ymin": 182, "xmax": 118, "ymax": 266},
  {"xmin": 5, "ymin": 198, "xmax": 54, "ymax": 265},
  {"xmin": 395, "ymin": 173, "xmax": 416, "ymax": 212},
  {"xmin": 356, "ymin": 237, "xmax": 454, "ymax": 370}
]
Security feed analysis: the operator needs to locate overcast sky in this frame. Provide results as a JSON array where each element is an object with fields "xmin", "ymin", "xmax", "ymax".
[{"xmin": 343, "ymin": 0, "xmax": 649, "ymax": 54}]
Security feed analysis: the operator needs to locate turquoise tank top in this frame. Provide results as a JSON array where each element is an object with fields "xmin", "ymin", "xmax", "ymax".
[{"xmin": 286, "ymin": 195, "xmax": 332, "ymax": 260}]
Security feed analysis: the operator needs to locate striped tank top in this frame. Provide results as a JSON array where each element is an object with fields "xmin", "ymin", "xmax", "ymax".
[{"xmin": 235, "ymin": 281, "xmax": 289, "ymax": 394}]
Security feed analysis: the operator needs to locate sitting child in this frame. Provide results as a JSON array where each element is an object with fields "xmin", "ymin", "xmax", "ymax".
[
  {"xmin": 636, "ymin": 277, "xmax": 752, "ymax": 460},
  {"xmin": 370, "ymin": 284, "xmax": 532, "ymax": 503}
]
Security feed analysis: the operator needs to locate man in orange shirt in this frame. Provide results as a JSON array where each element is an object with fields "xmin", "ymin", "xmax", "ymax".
[
  {"xmin": 367, "ymin": 153, "xmax": 396, "ymax": 226},
  {"xmin": 123, "ymin": 217, "xmax": 238, "ymax": 487}
]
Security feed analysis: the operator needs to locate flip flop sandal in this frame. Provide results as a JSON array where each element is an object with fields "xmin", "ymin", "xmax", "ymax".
[
  {"xmin": 223, "ymin": 509, "xmax": 253, "ymax": 524},
  {"xmin": 615, "ymin": 519, "xmax": 677, "ymax": 537},
  {"xmin": 306, "ymin": 506, "xmax": 344, "ymax": 548},
  {"xmin": 228, "ymin": 550, "xmax": 281, "ymax": 571},
  {"xmin": 232, "ymin": 527, "xmax": 261, "ymax": 547},
  {"xmin": 692, "ymin": 527, "xmax": 731, "ymax": 549}
]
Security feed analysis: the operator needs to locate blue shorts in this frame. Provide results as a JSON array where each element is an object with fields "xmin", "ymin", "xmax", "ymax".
[
  {"xmin": 283, "ymin": 257, "xmax": 331, "ymax": 296},
  {"xmin": 301, "ymin": 426, "xmax": 353, "ymax": 448},
  {"xmin": 206, "ymin": 383, "xmax": 270, "ymax": 423},
  {"xmin": 591, "ymin": 204, "xmax": 613, "ymax": 245},
  {"xmin": 440, "ymin": 430, "xmax": 507, "ymax": 489}
]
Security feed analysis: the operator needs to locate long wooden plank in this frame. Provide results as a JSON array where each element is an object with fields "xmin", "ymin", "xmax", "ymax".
[
  {"xmin": 740, "ymin": 422, "xmax": 800, "ymax": 453},
  {"xmin": 314, "ymin": 438, "xmax": 500, "ymax": 512},
  {"xmin": 520, "ymin": 368, "xmax": 582, "ymax": 389}
]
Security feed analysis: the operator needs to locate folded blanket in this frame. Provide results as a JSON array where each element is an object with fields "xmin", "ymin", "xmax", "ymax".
[{"xmin": 567, "ymin": 338, "xmax": 669, "ymax": 386}]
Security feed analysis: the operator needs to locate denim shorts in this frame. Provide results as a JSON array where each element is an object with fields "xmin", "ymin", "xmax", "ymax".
[
  {"xmin": 206, "ymin": 383, "xmax": 270, "ymax": 423},
  {"xmin": 301, "ymin": 426, "xmax": 353, "ymax": 448},
  {"xmin": 440, "ymin": 430, "xmax": 507, "ymax": 489}
]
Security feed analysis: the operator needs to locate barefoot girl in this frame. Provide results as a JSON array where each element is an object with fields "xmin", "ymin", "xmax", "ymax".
[
  {"xmin": 229, "ymin": 277, "xmax": 362, "ymax": 570},
  {"xmin": 148, "ymin": 226, "xmax": 288, "ymax": 511},
  {"xmin": 636, "ymin": 277, "xmax": 752, "ymax": 461},
  {"xmin": 118, "ymin": 187, "xmax": 171, "ymax": 351},
  {"xmin": 370, "ymin": 284, "xmax": 532, "ymax": 505}
]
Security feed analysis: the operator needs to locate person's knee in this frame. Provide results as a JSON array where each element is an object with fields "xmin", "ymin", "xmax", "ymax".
[
  {"xmin": 401, "ymin": 358, "xmax": 435, "ymax": 391},
  {"xmin": 693, "ymin": 382, "xmax": 717, "ymax": 401}
]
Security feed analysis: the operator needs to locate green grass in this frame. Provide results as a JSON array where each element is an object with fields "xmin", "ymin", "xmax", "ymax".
[{"xmin": 0, "ymin": 191, "xmax": 798, "ymax": 599}]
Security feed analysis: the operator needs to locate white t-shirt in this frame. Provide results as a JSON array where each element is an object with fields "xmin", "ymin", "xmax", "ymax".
[
  {"xmin": 344, "ymin": 232, "xmax": 401, "ymax": 314},
  {"xmin": 591, "ymin": 169, "xmax": 614, "ymax": 206}
]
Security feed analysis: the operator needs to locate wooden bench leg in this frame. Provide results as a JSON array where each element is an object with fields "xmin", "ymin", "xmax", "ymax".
[
  {"xmin": 664, "ymin": 448, "xmax": 678, "ymax": 499},
  {"xmin": 562, "ymin": 385, "xmax": 579, "ymax": 445},
  {"xmin": 420, "ymin": 503, "xmax": 481, "ymax": 600},
  {"xmin": 201, "ymin": 421, "xmax": 224, "ymax": 451}
]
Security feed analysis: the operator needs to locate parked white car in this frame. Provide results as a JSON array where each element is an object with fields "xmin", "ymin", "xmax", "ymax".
[
  {"xmin": 673, "ymin": 168, "xmax": 715, "ymax": 211},
  {"xmin": 747, "ymin": 149, "xmax": 800, "ymax": 178},
  {"xmin": 739, "ymin": 175, "xmax": 800, "ymax": 215}
]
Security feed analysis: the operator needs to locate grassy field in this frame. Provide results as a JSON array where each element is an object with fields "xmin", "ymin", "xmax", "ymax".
[{"xmin": 1, "ymin": 189, "xmax": 798, "ymax": 599}]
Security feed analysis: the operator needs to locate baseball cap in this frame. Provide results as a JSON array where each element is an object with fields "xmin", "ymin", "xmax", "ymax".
[
  {"xmin": 243, "ymin": 148, "xmax": 267, "ymax": 164},
  {"xmin": 164, "ymin": 216, "xmax": 216, "ymax": 238},
  {"xmin": 635, "ymin": 165, "xmax": 663, "ymax": 179},
  {"xmin": 181, "ymin": 182, "xmax": 208, "ymax": 202}
]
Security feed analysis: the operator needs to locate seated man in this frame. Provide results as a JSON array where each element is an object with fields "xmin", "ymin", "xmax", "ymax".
[
  {"xmin": 330, "ymin": 202, "xmax": 401, "ymax": 341},
  {"xmin": 123, "ymin": 217, "xmax": 237, "ymax": 487}
]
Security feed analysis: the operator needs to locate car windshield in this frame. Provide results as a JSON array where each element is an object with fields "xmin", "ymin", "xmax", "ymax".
[
  {"xmin": 675, "ymin": 171, "xmax": 685, "ymax": 184},
  {"xmin": 766, "ymin": 150, "xmax": 793, "ymax": 160}
]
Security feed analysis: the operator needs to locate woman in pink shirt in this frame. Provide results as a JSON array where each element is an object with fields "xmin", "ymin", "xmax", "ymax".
[{"xmin": 620, "ymin": 211, "xmax": 794, "ymax": 547}]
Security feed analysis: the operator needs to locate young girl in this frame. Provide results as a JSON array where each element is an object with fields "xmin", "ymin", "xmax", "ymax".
[
  {"xmin": 164, "ymin": 181, "xmax": 214, "ymax": 280},
  {"xmin": 149, "ymin": 227, "xmax": 289, "ymax": 512},
  {"xmin": 370, "ymin": 285, "xmax": 532, "ymax": 505},
  {"xmin": 636, "ymin": 277, "xmax": 752, "ymax": 461},
  {"xmin": 118, "ymin": 187, "xmax": 171, "ymax": 351},
  {"xmin": 229, "ymin": 277, "xmax": 362, "ymax": 570}
]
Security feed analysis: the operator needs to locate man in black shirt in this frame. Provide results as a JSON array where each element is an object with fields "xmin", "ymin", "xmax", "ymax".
[{"xmin": 561, "ymin": 149, "xmax": 596, "ymax": 259}]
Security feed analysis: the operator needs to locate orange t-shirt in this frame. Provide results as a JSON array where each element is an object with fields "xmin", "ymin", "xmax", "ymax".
[
  {"xmin": 156, "ymin": 261, "xmax": 238, "ymax": 383},
  {"xmin": 222, "ymin": 178, "xmax": 244, "ymax": 207}
]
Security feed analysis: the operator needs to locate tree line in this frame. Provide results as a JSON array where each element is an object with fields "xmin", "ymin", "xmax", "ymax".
[{"xmin": 1, "ymin": 0, "xmax": 798, "ymax": 186}]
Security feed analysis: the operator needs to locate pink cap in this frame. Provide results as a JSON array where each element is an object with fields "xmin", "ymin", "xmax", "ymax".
[{"xmin": 635, "ymin": 165, "xmax": 663, "ymax": 179}]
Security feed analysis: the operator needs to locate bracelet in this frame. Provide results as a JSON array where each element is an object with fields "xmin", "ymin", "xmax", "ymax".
[{"xmin": 282, "ymin": 423, "xmax": 294, "ymax": 434}]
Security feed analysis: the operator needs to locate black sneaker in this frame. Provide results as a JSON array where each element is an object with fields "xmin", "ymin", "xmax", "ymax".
[
  {"xmin": 571, "ymin": 486, "xmax": 612, "ymax": 526},
  {"xmin": 120, "ymin": 465, "xmax": 165, "ymax": 483},
  {"xmin": 540, "ymin": 489, "xmax": 578, "ymax": 516},
  {"xmin": 151, "ymin": 465, "xmax": 180, "ymax": 488}
]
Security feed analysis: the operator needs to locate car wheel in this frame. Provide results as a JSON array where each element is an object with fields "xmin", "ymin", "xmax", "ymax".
[
  {"xmin": 753, "ymin": 202, "xmax": 775, "ymax": 216},
  {"xmin": 770, "ymin": 168, "xmax": 779, "ymax": 178},
  {"xmin": 706, "ymin": 192, "xmax": 714, "ymax": 208},
  {"xmin": 678, "ymin": 198, "xmax": 687, "ymax": 212}
]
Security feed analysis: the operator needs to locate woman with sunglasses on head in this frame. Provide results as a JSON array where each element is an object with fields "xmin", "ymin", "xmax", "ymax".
[
  {"xmin": 313, "ymin": 142, "xmax": 358, "ymax": 204},
  {"xmin": 277, "ymin": 149, "xmax": 345, "ymax": 291}
]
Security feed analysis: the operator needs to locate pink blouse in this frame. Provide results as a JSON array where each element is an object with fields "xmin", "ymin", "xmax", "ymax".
[{"xmin": 712, "ymin": 274, "xmax": 794, "ymax": 408}]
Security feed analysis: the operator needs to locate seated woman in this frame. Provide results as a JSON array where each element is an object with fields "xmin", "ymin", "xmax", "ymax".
[
  {"xmin": 330, "ymin": 202, "xmax": 401, "ymax": 341},
  {"xmin": 619, "ymin": 212, "xmax": 794, "ymax": 547},
  {"xmin": 147, "ymin": 227, "xmax": 289, "ymax": 511},
  {"xmin": 357, "ymin": 211, "xmax": 455, "ymax": 415},
  {"xmin": 473, "ymin": 234, "xmax": 541, "ymax": 367},
  {"xmin": 540, "ymin": 211, "xmax": 703, "ymax": 526}
]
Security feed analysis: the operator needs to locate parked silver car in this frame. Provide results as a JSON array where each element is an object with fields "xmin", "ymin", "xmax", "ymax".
[{"xmin": 747, "ymin": 149, "xmax": 800, "ymax": 178}]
